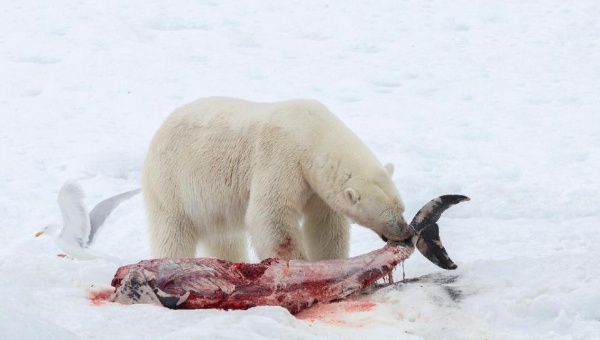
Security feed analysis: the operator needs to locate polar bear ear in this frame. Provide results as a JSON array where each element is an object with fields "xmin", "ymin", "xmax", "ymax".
[
  {"xmin": 345, "ymin": 188, "xmax": 360, "ymax": 204},
  {"xmin": 384, "ymin": 163, "xmax": 395, "ymax": 176}
]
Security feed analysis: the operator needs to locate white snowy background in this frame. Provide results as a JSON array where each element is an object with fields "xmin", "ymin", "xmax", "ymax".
[{"xmin": 1, "ymin": 1, "xmax": 599, "ymax": 339}]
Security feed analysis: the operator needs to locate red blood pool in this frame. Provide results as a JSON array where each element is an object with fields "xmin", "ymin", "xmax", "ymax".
[
  {"xmin": 89, "ymin": 288, "xmax": 114, "ymax": 306},
  {"xmin": 345, "ymin": 301, "xmax": 377, "ymax": 312},
  {"xmin": 295, "ymin": 300, "xmax": 377, "ymax": 324}
]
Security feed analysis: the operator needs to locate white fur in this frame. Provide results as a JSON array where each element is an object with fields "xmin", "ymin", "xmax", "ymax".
[{"xmin": 142, "ymin": 97, "xmax": 409, "ymax": 261}]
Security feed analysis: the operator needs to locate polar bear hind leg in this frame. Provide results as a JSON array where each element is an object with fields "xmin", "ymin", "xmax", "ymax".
[{"xmin": 303, "ymin": 195, "xmax": 350, "ymax": 261}]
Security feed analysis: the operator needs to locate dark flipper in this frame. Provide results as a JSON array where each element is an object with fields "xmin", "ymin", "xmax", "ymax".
[{"xmin": 410, "ymin": 195, "xmax": 470, "ymax": 270}]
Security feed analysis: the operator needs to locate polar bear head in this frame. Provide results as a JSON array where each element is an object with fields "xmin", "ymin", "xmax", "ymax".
[{"xmin": 342, "ymin": 163, "xmax": 411, "ymax": 242}]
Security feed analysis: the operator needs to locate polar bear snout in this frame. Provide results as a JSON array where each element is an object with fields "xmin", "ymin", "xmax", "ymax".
[{"xmin": 381, "ymin": 219, "xmax": 412, "ymax": 242}]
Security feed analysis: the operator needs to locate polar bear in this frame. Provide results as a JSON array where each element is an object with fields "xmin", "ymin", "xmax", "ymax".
[{"xmin": 142, "ymin": 97, "xmax": 410, "ymax": 262}]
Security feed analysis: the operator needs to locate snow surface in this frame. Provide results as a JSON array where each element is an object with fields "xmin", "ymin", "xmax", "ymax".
[{"xmin": 2, "ymin": 1, "xmax": 599, "ymax": 339}]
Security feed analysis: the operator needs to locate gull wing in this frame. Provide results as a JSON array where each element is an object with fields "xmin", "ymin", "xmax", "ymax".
[
  {"xmin": 57, "ymin": 180, "xmax": 91, "ymax": 247},
  {"xmin": 87, "ymin": 188, "xmax": 141, "ymax": 245}
]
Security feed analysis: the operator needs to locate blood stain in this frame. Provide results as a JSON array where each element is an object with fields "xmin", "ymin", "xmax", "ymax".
[
  {"xmin": 296, "ymin": 300, "xmax": 377, "ymax": 326},
  {"xmin": 275, "ymin": 238, "xmax": 293, "ymax": 258},
  {"xmin": 89, "ymin": 287, "xmax": 114, "ymax": 306}
]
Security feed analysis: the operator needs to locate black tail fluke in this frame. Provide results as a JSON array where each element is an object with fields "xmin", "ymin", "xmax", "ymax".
[{"xmin": 410, "ymin": 195, "xmax": 470, "ymax": 270}]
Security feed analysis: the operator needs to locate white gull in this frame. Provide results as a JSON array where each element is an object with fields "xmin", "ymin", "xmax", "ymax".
[{"xmin": 35, "ymin": 180, "xmax": 141, "ymax": 260}]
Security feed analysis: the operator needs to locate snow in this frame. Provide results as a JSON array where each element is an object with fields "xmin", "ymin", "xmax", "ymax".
[{"xmin": 1, "ymin": 1, "xmax": 599, "ymax": 339}]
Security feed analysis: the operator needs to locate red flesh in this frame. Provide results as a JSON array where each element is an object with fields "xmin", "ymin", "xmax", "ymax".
[{"xmin": 111, "ymin": 244, "xmax": 413, "ymax": 314}]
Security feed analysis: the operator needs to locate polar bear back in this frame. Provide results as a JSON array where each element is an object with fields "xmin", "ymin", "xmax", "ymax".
[
  {"xmin": 167, "ymin": 97, "xmax": 365, "ymax": 146},
  {"xmin": 150, "ymin": 96, "xmax": 382, "ymax": 174}
]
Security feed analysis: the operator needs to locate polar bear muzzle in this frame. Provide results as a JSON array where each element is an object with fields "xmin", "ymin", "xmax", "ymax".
[{"xmin": 379, "ymin": 218, "xmax": 413, "ymax": 243}]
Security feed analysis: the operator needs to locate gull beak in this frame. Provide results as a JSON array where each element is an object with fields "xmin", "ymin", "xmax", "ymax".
[{"xmin": 35, "ymin": 231, "xmax": 44, "ymax": 237}]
